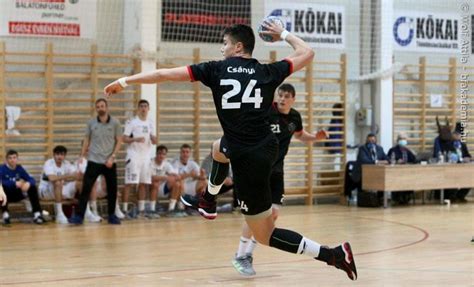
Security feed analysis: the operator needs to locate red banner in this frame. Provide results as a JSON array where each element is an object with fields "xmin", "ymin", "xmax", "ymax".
[
  {"xmin": 162, "ymin": 0, "xmax": 251, "ymax": 43},
  {"xmin": 9, "ymin": 21, "xmax": 80, "ymax": 36},
  {"xmin": 17, "ymin": 0, "xmax": 65, "ymax": 2}
]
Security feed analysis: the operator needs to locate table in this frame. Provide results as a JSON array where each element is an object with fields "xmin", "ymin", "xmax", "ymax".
[{"xmin": 362, "ymin": 163, "xmax": 474, "ymax": 208}]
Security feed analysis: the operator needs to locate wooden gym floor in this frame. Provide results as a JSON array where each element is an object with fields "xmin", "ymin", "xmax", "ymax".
[{"xmin": 0, "ymin": 203, "xmax": 473, "ymax": 286}]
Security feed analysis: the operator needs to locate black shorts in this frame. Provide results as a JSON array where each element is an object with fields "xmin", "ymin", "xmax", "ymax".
[
  {"xmin": 270, "ymin": 170, "xmax": 284, "ymax": 205},
  {"xmin": 229, "ymin": 137, "xmax": 278, "ymax": 216}
]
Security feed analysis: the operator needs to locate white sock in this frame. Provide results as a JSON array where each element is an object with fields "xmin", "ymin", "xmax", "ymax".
[
  {"xmin": 138, "ymin": 200, "xmax": 146, "ymax": 212},
  {"xmin": 149, "ymin": 201, "xmax": 156, "ymax": 212},
  {"xmin": 208, "ymin": 181, "xmax": 223, "ymax": 195},
  {"xmin": 237, "ymin": 236, "xmax": 251, "ymax": 257},
  {"xmin": 245, "ymin": 236, "xmax": 258, "ymax": 255},
  {"xmin": 33, "ymin": 211, "xmax": 41, "ymax": 219},
  {"xmin": 177, "ymin": 201, "xmax": 185, "ymax": 210},
  {"xmin": 2, "ymin": 211, "xmax": 9, "ymax": 219},
  {"xmin": 85, "ymin": 203, "xmax": 94, "ymax": 216},
  {"xmin": 297, "ymin": 237, "xmax": 322, "ymax": 258},
  {"xmin": 90, "ymin": 201, "xmax": 98, "ymax": 215},
  {"xmin": 168, "ymin": 199, "xmax": 177, "ymax": 211},
  {"xmin": 54, "ymin": 203, "xmax": 63, "ymax": 216},
  {"xmin": 23, "ymin": 200, "xmax": 33, "ymax": 212},
  {"xmin": 122, "ymin": 202, "xmax": 129, "ymax": 212}
]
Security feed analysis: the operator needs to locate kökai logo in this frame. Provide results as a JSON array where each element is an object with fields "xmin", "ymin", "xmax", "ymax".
[{"xmin": 393, "ymin": 16, "xmax": 414, "ymax": 46}]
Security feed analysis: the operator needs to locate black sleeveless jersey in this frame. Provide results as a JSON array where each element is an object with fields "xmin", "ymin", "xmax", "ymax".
[
  {"xmin": 269, "ymin": 103, "xmax": 303, "ymax": 172},
  {"xmin": 188, "ymin": 57, "xmax": 292, "ymax": 153}
]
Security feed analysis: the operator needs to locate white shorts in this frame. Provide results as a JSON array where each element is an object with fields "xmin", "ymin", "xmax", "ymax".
[
  {"xmin": 183, "ymin": 181, "xmax": 197, "ymax": 196},
  {"xmin": 125, "ymin": 157, "xmax": 151, "ymax": 185},
  {"xmin": 39, "ymin": 181, "xmax": 77, "ymax": 200}
]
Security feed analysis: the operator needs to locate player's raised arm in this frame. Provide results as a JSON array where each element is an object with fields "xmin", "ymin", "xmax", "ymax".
[
  {"xmin": 260, "ymin": 21, "xmax": 314, "ymax": 72},
  {"xmin": 283, "ymin": 32, "xmax": 315, "ymax": 72},
  {"xmin": 104, "ymin": 66, "xmax": 191, "ymax": 97}
]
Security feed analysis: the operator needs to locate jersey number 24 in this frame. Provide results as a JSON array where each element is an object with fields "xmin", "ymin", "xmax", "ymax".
[{"xmin": 221, "ymin": 79, "xmax": 262, "ymax": 109}]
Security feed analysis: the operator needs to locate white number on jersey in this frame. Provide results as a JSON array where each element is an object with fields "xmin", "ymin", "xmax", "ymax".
[
  {"xmin": 238, "ymin": 200, "xmax": 249, "ymax": 212},
  {"xmin": 271, "ymin": 124, "xmax": 281, "ymax": 133},
  {"xmin": 221, "ymin": 79, "xmax": 262, "ymax": 109}
]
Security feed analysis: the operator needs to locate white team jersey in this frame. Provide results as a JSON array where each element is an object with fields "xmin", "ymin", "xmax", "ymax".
[
  {"xmin": 150, "ymin": 159, "xmax": 177, "ymax": 177},
  {"xmin": 39, "ymin": 158, "xmax": 77, "ymax": 189},
  {"xmin": 171, "ymin": 158, "xmax": 200, "ymax": 184},
  {"xmin": 123, "ymin": 116, "xmax": 156, "ymax": 159}
]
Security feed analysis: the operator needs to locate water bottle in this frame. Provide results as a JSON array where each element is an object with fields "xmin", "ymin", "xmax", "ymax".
[
  {"xmin": 438, "ymin": 151, "xmax": 444, "ymax": 164},
  {"xmin": 454, "ymin": 141, "xmax": 463, "ymax": 163},
  {"xmin": 390, "ymin": 152, "xmax": 396, "ymax": 166},
  {"xmin": 447, "ymin": 151, "xmax": 453, "ymax": 163},
  {"xmin": 402, "ymin": 150, "xmax": 408, "ymax": 164},
  {"xmin": 457, "ymin": 148, "xmax": 463, "ymax": 163},
  {"xmin": 350, "ymin": 189, "xmax": 358, "ymax": 206}
]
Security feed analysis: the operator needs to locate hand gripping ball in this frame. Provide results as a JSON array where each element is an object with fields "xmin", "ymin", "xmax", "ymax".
[{"xmin": 258, "ymin": 16, "xmax": 285, "ymax": 42}]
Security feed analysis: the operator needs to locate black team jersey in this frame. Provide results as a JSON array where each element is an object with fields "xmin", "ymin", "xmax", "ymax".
[
  {"xmin": 188, "ymin": 57, "xmax": 293, "ymax": 155},
  {"xmin": 269, "ymin": 103, "xmax": 303, "ymax": 172}
]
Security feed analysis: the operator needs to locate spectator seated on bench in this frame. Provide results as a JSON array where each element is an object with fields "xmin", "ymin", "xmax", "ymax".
[
  {"xmin": 1, "ymin": 149, "xmax": 46, "ymax": 225},
  {"xmin": 39, "ymin": 145, "xmax": 101, "ymax": 224}
]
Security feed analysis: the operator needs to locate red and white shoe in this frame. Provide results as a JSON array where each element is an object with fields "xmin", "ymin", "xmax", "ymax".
[
  {"xmin": 328, "ymin": 242, "xmax": 358, "ymax": 281},
  {"xmin": 180, "ymin": 193, "xmax": 217, "ymax": 220}
]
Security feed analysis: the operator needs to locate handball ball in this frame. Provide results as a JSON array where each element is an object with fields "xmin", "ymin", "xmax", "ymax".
[{"xmin": 258, "ymin": 16, "xmax": 285, "ymax": 42}]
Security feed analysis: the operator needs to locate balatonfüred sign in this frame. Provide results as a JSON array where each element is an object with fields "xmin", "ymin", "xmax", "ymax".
[{"xmin": 0, "ymin": 0, "xmax": 96, "ymax": 39}]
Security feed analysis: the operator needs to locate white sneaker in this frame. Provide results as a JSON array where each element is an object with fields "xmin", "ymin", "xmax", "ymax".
[
  {"xmin": 23, "ymin": 199, "xmax": 33, "ymax": 212},
  {"xmin": 115, "ymin": 208, "xmax": 125, "ymax": 219},
  {"xmin": 85, "ymin": 211, "xmax": 102, "ymax": 223},
  {"xmin": 55, "ymin": 213, "xmax": 69, "ymax": 224},
  {"xmin": 92, "ymin": 212, "xmax": 103, "ymax": 222}
]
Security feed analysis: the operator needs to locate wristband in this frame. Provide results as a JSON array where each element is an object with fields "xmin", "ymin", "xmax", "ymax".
[
  {"xmin": 280, "ymin": 30, "xmax": 290, "ymax": 41},
  {"xmin": 118, "ymin": 77, "xmax": 129, "ymax": 88}
]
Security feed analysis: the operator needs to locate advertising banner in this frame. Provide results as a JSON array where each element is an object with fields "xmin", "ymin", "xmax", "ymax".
[
  {"xmin": 0, "ymin": 0, "xmax": 97, "ymax": 39},
  {"xmin": 162, "ymin": 0, "xmax": 251, "ymax": 43},
  {"xmin": 263, "ymin": 0, "xmax": 345, "ymax": 48},
  {"xmin": 393, "ymin": 11, "xmax": 460, "ymax": 53}
]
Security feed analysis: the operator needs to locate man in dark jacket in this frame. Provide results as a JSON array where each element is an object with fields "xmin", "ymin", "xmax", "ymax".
[
  {"xmin": 357, "ymin": 133, "xmax": 389, "ymax": 165},
  {"xmin": 0, "ymin": 150, "xmax": 45, "ymax": 225},
  {"xmin": 355, "ymin": 133, "xmax": 388, "ymax": 207},
  {"xmin": 387, "ymin": 132, "xmax": 417, "ymax": 164}
]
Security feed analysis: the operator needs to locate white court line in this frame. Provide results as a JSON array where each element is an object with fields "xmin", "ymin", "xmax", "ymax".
[
  {"xmin": 136, "ymin": 275, "xmax": 149, "ymax": 278},
  {"xmin": 160, "ymin": 276, "xmax": 173, "ymax": 280}
]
